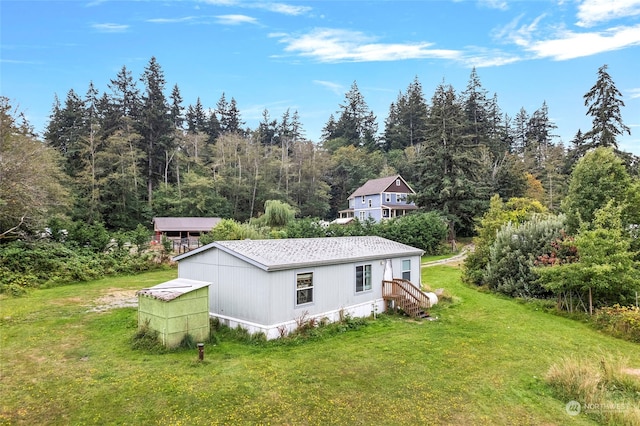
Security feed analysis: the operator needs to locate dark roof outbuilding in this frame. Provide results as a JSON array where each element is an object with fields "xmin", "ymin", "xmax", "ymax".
[{"xmin": 153, "ymin": 217, "xmax": 221, "ymax": 233}]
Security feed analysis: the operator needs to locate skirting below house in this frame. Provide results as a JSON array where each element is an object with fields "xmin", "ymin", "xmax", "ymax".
[{"xmin": 211, "ymin": 299, "xmax": 386, "ymax": 340}]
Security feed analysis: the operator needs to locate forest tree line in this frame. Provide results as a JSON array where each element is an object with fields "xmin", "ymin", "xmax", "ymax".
[{"xmin": 1, "ymin": 58, "xmax": 637, "ymax": 242}]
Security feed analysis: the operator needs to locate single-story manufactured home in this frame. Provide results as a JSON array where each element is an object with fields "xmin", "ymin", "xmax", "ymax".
[{"xmin": 172, "ymin": 236, "xmax": 427, "ymax": 339}]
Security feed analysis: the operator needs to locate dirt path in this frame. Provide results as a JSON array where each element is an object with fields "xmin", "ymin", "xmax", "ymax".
[
  {"xmin": 86, "ymin": 289, "xmax": 138, "ymax": 312},
  {"xmin": 421, "ymin": 244, "xmax": 473, "ymax": 268}
]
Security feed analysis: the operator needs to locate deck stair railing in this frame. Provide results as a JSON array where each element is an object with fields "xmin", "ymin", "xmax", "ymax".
[{"xmin": 382, "ymin": 278, "xmax": 431, "ymax": 318}]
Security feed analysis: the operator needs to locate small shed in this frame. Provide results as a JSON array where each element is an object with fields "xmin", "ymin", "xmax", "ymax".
[{"xmin": 137, "ymin": 278, "xmax": 211, "ymax": 348}]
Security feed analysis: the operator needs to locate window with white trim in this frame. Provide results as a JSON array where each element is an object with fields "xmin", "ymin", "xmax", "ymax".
[
  {"xmin": 359, "ymin": 211, "xmax": 366, "ymax": 221},
  {"xmin": 368, "ymin": 199, "xmax": 372, "ymax": 208},
  {"xmin": 402, "ymin": 259, "xmax": 411, "ymax": 281},
  {"xmin": 385, "ymin": 193, "xmax": 391, "ymax": 203},
  {"xmin": 355, "ymin": 264, "xmax": 372, "ymax": 292},
  {"xmin": 361, "ymin": 195, "xmax": 365, "ymax": 204},
  {"xmin": 396, "ymin": 179, "xmax": 401, "ymax": 186},
  {"xmin": 296, "ymin": 272, "xmax": 313, "ymax": 305}
]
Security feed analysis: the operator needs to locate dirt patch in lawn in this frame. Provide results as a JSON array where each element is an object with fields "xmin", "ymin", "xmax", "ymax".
[
  {"xmin": 622, "ymin": 368, "xmax": 640, "ymax": 378},
  {"xmin": 87, "ymin": 289, "xmax": 138, "ymax": 312}
]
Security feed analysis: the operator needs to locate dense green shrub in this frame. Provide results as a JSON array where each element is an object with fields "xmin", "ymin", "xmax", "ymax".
[
  {"xmin": 284, "ymin": 213, "xmax": 447, "ymax": 255},
  {"xmin": 376, "ymin": 212, "xmax": 448, "ymax": 255},
  {"xmin": 593, "ymin": 305, "xmax": 640, "ymax": 343},
  {"xmin": 464, "ymin": 195, "xmax": 547, "ymax": 285},
  {"xmin": 0, "ymin": 240, "xmax": 163, "ymax": 295},
  {"xmin": 535, "ymin": 202, "xmax": 640, "ymax": 310},
  {"xmin": 199, "ymin": 218, "xmax": 265, "ymax": 244},
  {"xmin": 484, "ymin": 214, "xmax": 565, "ymax": 298},
  {"xmin": 284, "ymin": 217, "xmax": 329, "ymax": 238}
]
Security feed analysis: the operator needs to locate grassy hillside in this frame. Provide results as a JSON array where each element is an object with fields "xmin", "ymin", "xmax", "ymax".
[{"xmin": 1, "ymin": 266, "xmax": 638, "ymax": 425}]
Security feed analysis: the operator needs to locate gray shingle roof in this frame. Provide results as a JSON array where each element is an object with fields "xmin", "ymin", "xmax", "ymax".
[
  {"xmin": 137, "ymin": 278, "xmax": 211, "ymax": 301},
  {"xmin": 348, "ymin": 175, "xmax": 414, "ymax": 199},
  {"xmin": 174, "ymin": 236, "xmax": 424, "ymax": 271},
  {"xmin": 153, "ymin": 217, "xmax": 221, "ymax": 232}
]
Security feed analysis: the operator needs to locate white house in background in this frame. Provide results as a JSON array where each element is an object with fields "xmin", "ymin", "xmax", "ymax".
[
  {"xmin": 338, "ymin": 175, "xmax": 418, "ymax": 223},
  {"xmin": 172, "ymin": 236, "xmax": 427, "ymax": 339}
]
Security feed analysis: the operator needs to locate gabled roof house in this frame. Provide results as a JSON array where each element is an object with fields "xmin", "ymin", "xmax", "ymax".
[
  {"xmin": 172, "ymin": 236, "xmax": 427, "ymax": 339},
  {"xmin": 339, "ymin": 175, "xmax": 417, "ymax": 223},
  {"xmin": 152, "ymin": 217, "xmax": 221, "ymax": 245}
]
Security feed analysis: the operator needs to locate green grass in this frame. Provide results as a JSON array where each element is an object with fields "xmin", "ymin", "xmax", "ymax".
[
  {"xmin": 1, "ymin": 267, "xmax": 639, "ymax": 425},
  {"xmin": 421, "ymin": 253, "xmax": 456, "ymax": 263}
]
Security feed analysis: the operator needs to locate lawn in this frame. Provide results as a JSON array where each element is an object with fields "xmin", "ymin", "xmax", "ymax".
[{"xmin": 1, "ymin": 266, "xmax": 638, "ymax": 425}]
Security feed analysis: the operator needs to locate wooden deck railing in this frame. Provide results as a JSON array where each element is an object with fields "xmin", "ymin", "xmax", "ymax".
[{"xmin": 382, "ymin": 278, "xmax": 431, "ymax": 318}]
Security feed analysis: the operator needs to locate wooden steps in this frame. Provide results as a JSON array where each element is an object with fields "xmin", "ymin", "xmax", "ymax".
[{"xmin": 382, "ymin": 279, "xmax": 431, "ymax": 319}]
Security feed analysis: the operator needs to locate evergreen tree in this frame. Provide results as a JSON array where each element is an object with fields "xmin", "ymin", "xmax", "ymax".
[
  {"xmin": 44, "ymin": 89, "xmax": 86, "ymax": 177},
  {"xmin": 107, "ymin": 65, "xmax": 141, "ymax": 135},
  {"xmin": 185, "ymin": 98, "xmax": 206, "ymax": 134},
  {"xmin": 525, "ymin": 102, "xmax": 557, "ymax": 174},
  {"xmin": 462, "ymin": 67, "xmax": 490, "ymax": 147},
  {"xmin": 320, "ymin": 114, "xmax": 337, "ymax": 143},
  {"xmin": 583, "ymin": 64, "xmax": 630, "ymax": 150},
  {"xmin": 226, "ymin": 97, "xmax": 243, "ymax": 134},
  {"xmin": 169, "ymin": 84, "xmax": 184, "ymax": 130},
  {"xmin": 512, "ymin": 107, "xmax": 529, "ymax": 156},
  {"xmin": 97, "ymin": 130, "xmax": 148, "ymax": 229},
  {"xmin": 138, "ymin": 56, "xmax": 174, "ymax": 204},
  {"xmin": 257, "ymin": 108, "xmax": 277, "ymax": 146},
  {"xmin": 486, "ymin": 93, "xmax": 509, "ymax": 156},
  {"xmin": 216, "ymin": 93, "xmax": 244, "ymax": 135},
  {"xmin": 383, "ymin": 77, "xmax": 428, "ymax": 151},
  {"xmin": 564, "ymin": 129, "xmax": 586, "ymax": 173},
  {"xmin": 329, "ymin": 81, "xmax": 379, "ymax": 150},
  {"xmin": 204, "ymin": 108, "xmax": 221, "ymax": 141},
  {"xmin": 413, "ymin": 82, "xmax": 489, "ymax": 238}
]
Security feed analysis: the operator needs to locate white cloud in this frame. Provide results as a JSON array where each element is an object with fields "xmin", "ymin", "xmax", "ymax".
[
  {"xmin": 92, "ymin": 23, "xmax": 129, "ymax": 33},
  {"xmin": 0, "ymin": 58, "xmax": 41, "ymax": 64},
  {"xmin": 628, "ymin": 88, "xmax": 640, "ymax": 99},
  {"xmin": 215, "ymin": 14, "xmax": 258, "ymax": 25},
  {"xmin": 147, "ymin": 16, "xmax": 198, "ymax": 24},
  {"xmin": 462, "ymin": 48, "xmax": 521, "ymax": 67},
  {"xmin": 527, "ymin": 24, "xmax": 640, "ymax": 60},
  {"xmin": 254, "ymin": 3, "xmax": 312, "ymax": 16},
  {"xmin": 200, "ymin": 0, "xmax": 238, "ymax": 5},
  {"xmin": 274, "ymin": 28, "xmax": 461, "ymax": 63},
  {"xmin": 576, "ymin": 0, "xmax": 640, "ymax": 27},
  {"xmin": 313, "ymin": 80, "xmax": 344, "ymax": 96},
  {"xmin": 478, "ymin": 0, "xmax": 509, "ymax": 11},
  {"xmin": 199, "ymin": 1, "xmax": 311, "ymax": 16},
  {"xmin": 493, "ymin": 14, "xmax": 547, "ymax": 47}
]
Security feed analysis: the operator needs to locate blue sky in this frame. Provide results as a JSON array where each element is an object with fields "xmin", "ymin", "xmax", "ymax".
[{"xmin": 2, "ymin": 0, "xmax": 639, "ymax": 155}]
